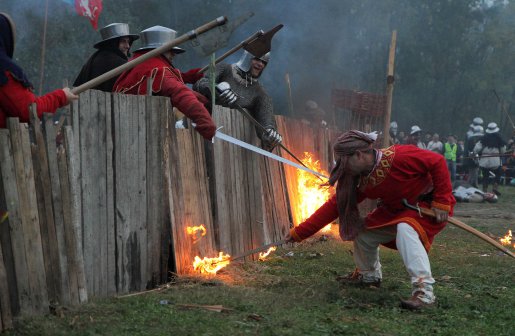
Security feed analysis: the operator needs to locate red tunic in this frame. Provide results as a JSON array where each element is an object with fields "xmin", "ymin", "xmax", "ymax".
[
  {"xmin": 0, "ymin": 71, "xmax": 67, "ymax": 128},
  {"xmin": 113, "ymin": 52, "xmax": 216, "ymax": 140},
  {"xmin": 291, "ymin": 145, "xmax": 456, "ymax": 251}
]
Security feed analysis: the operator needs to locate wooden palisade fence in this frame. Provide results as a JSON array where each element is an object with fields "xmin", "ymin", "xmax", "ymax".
[{"xmin": 0, "ymin": 90, "xmax": 339, "ymax": 331}]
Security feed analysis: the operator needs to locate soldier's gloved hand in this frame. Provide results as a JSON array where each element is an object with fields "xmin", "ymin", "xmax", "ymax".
[
  {"xmin": 262, "ymin": 127, "xmax": 282, "ymax": 151},
  {"xmin": 215, "ymin": 82, "xmax": 238, "ymax": 107}
]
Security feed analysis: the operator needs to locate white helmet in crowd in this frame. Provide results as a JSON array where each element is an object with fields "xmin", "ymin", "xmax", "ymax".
[
  {"xmin": 469, "ymin": 117, "xmax": 483, "ymax": 128},
  {"xmin": 410, "ymin": 125, "xmax": 422, "ymax": 135}
]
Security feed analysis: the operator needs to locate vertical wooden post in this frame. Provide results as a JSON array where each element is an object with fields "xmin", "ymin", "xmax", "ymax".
[
  {"xmin": 382, "ymin": 30, "xmax": 397, "ymax": 147},
  {"xmin": 285, "ymin": 73, "xmax": 294, "ymax": 116}
]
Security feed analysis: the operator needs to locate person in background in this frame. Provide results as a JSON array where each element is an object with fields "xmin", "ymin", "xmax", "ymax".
[
  {"xmin": 474, "ymin": 122, "xmax": 506, "ymax": 195},
  {"xmin": 407, "ymin": 125, "xmax": 426, "ymax": 149},
  {"xmin": 74, "ymin": 23, "xmax": 139, "ymax": 92},
  {"xmin": 114, "ymin": 26, "xmax": 215, "ymax": 140},
  {"xmin": 466, "ymin": 117, "xmax": 483, "ymax": 139},
  {"xmin": 427, "ymin": 133, "xmax": 443, "ymax": 154},
  {"xmin": 465, "ymin": 125, "xmax": 483, "ymax": 188},
  {"xmin": 0, "ymin": 12, "xmax": 77, "ymax": 128},
  {"xmin": 424, "ymin": 132, "xmax": 432, "ymax": 147},
  {"xmin": 398, "ymin": 131, "xmax": 406, "ymax": 144},
  {"xmin": 285, "ymin": 130, "xmax": 454, "ymax": 310},
  {"xmin": 443, "ymin": 134, "xmax": 458, "ymax": 183}
]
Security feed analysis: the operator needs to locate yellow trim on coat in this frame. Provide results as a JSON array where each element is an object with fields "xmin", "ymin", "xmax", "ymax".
[{"xmin": 366, "ymin": 217, "xmax": 431, "ymax": 251}]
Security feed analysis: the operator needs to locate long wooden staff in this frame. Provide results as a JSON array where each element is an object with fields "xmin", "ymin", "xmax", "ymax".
[
  {"xmin": 402, "ymin": 199, "xmax": 515, "ymax": 259},
  {"xmin": 71, "ymin": 16, "xmax": 227, "ymax": 95},
  {"xmin": 198, "ymin": 30, "xmax": 264, "ymax": 73}
]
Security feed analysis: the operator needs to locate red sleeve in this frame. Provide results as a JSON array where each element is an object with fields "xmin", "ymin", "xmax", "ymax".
[
  {"xmin": 0, "ymin": 72, "xmax": 67, "ymax": 123},
  {"xmin": 291, "ymin": 195, "xmax": 339, "ymax": 241},
  {"xmin": 399, "ymin": 147, "xmax": 455, "ymax": 212},
  {"xmin": 181, "ymin": 68, "xmax": 203, "ymax": 84},
  {"xmin": 160, "ymin": 72, "xmax": 216, "ymax": 140}
]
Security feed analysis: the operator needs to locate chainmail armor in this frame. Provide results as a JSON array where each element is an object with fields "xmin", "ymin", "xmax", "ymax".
[{"xmin": 193, "ymin": 63, "xmax": 276, "ymax": 135}]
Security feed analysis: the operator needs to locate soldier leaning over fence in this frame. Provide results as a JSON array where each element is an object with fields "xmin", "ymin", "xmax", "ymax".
[
  {"xmin": 74, "ymin": 23, "xmax": 139, "ymax": 92},
  {"xmin": 114, "ymin": 26, "xmax": 216, "ymax": 140},
  {"xmin": 193, "ymin": 50, "xmax": 282, "ymax": 151},
  {"xmin": 0, "ymin": 12, "xmax": 77, "ymax": 129}
]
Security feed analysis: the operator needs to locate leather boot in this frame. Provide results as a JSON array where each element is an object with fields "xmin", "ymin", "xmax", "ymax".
[{"xmin": 400, "ymin": 291, "xmax": 436, "ymax": 310}]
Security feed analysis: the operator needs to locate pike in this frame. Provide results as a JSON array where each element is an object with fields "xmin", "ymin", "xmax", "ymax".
[
  {"xmin": 228, "ymin": 239, "xmax": 287, "ymax": 262},
  {"xmin": 198, "ymin": 30, "xmax": 264, "ymax": 73},
  {"xmin": 198, "ymin": 23, "xmax": 283, "ymax": 73},
  {"xmin": 71, "ymin": 16, "xmax": 228, "ymax": 95},
  {"xmin": 402, "ymin": 199, "xmax": 515, "ymax": 259}
]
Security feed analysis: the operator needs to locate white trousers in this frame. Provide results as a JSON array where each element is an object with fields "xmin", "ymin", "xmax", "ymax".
[{"xmin": 353, "ymin": 222, "xmax": 435, "ymax": 300}]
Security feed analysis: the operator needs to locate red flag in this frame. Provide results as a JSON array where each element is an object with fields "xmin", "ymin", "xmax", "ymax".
[{"xmin": 74, "ymin": 0, "xmax": 103, "ymax": 30}]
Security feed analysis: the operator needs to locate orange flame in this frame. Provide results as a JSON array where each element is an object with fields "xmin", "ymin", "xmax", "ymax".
[
  {"xmin": 258, "ymin": 246, "xmax": 277, "ymax": 261},
  {"xmin": 193, "ymin": 252, "xmax": 231, "ymax": 274},
  {"xmin": 499, "ymin": 230, "xmax": 514, "ymax": 248},
  {"xmin": 295, "ymin": 152, "xmax": 333, "ymax": 232},
  {"xmin": 186, "ymin": 225, "xmax": 207, "ymax": 243}
]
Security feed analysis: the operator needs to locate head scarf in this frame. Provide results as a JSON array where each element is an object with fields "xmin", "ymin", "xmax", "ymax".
[
  {"xmin": 0, "ymin": 13, "xmax": 32, "ymax": 88},
  {"xmin": 329, "ymin": 130, "xmax": 377, "ymax": 240}
]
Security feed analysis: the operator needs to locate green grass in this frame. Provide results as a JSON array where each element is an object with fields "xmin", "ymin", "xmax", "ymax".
[{"xmin": 6, "ymin": 187, "xmax": 515, "ymax": 336}]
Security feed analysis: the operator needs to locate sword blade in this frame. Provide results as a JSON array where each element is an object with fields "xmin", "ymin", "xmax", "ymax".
[{"xmin": 215, "ymin": 131, "xmax": 329, "ymax": 179}]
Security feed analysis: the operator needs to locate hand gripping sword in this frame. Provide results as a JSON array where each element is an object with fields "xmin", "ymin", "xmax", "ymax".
[{"xmin": 402, "ymin": 199, "xmax": 515, "ymax": 259}]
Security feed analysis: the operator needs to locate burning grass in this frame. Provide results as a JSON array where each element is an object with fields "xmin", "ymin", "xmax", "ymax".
[{"xmin": 6, "ymin": 187, "xmax": 515, "ymax": 336}]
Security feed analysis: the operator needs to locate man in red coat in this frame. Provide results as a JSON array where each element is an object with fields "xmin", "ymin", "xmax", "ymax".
[
  {"xmin": 0, "ymin": 12, "xmax": 77, "ymax": 128},
  {"xmin": 286, "ymin": 130, "xmax": 455, "ymax": 310},
  {"xmin": 114, "ymin": 26, "xmax": 215, "ymax": 140}
]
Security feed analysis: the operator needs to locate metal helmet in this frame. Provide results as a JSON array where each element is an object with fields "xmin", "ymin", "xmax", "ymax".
[
  {"xmin": 485, "ymin": 122, "xmax": 500, "ymax": 134},
  {"xmin": 235, "ymin": 50, "xmax": 270, "ymax": 73},
  {"xmin": 472, "ymin": 117, "xmax": 483, "ymax": 126},
  {"xmin": 135, "ymin": 25, "xmax": 185, "ymax": 54},
  {"xmin": 0, "ymin": 12, "xmax": 16, "ymax": 58},
  {"xmin": 94, "ymin": 23, "xmax": 139, "ymax": 49},
  {"xmin": 471, "ymin": 125, "xmax": 484, "ymax": 137}
]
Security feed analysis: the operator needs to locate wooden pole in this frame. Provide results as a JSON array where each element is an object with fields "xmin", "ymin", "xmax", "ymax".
[
  {"xmin": 402, "ymin": 199, "xmax": 515, "ymax": 259},
  {"xmin": 38, "ymin": 0, "xmax": 49, "ymax": 95},
  {"xmin": 382, "ymin": 30, "xmax": 397, "ymax": 147},
  {"xmin": 72, "ymin": 16, "xmax": 227, "ymax": 95},
  {"xmin": 285, "ymin": 73, "xmax": 294, "ymax": 116}
]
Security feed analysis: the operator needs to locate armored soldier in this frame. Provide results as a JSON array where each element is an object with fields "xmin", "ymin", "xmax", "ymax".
[
  {"xmin": 193, "ymin": 50, "xmax": 282, "ymax": 151},
  {"xmin": 114, "ymin": 26, "xmax": 215, "ymax": 140},
  {"xmin": 74, "ymin": 23, "xmax": 139, "ymax": 92}
]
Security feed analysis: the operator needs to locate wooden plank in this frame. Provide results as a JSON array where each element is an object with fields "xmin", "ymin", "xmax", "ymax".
[
  {"xmin": 105, "ymin": 93, "xmax": 116, "ymax": 296},
  {"xmin": 0, "ymin": 145, "xmax": 19, "ymax": 318},
  {"xmin": 28, "ymin": 111, "xmax": 62, "ymax": 304},
  {"xmin": 166, "ymin": 111, "xmax": 187, "ymax": 274},
  {"xmin": 8, "ymin": 119, "xmax": 48, "ymax": 313},
  {"xmin": 43, "ymin": 114, "xmax": 71, "ymax": 304},
  {"xmin": 95, "ymin": 90, "xmax": 109, "ymax": 297},
  {"xmin": 0, "ymin": 129, "xmax": 26, "ymax": 315},
  {"xmin": 161, "ymin": 102, "xmax": 174, "ymax": 282},
  {"xmin": 56, "ymin": 146, "xmax": 79, "ymax": 305},
  {"xmin": 114, "ymin": 94, "xmax": 147, "ymax": 293},
  {"xmin": 382, "ymin": 30, "xmax": 397, "ymax": 147},
  {"xmin": 0, "ymin": 225, "xmax": 13, "ymax": 330},
  {"xmin": 63, "ymin": 126, "xmax": 87, "ymax": 303},
  {"xmin": 145, "ymin": 96, "xmax": 162, "ymax": 285},
  {"xmin": 78, "ymin": 90, "xmax": 94, "ymax": 296}
]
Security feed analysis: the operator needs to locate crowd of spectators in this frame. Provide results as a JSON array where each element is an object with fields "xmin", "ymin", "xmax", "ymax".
[{"xmin": 389, "ymin": 120, "xmax": 515, "ymax": 194}]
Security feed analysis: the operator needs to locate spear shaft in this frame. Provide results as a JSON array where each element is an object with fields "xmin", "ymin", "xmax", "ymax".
[{"xmin": 402, "ymin": 199, "xmax": 515, "ymax": 259}]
